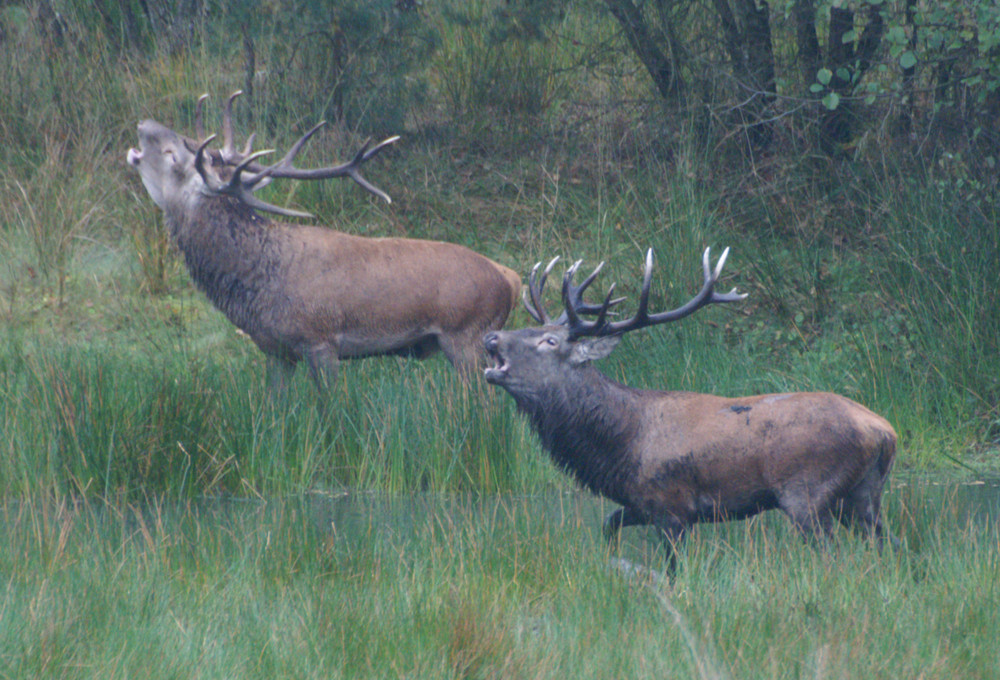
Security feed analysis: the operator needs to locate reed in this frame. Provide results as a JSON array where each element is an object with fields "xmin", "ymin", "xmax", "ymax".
[{"xmin": 1, "ymin": 484, "xmax": 997, "ymax": 679}]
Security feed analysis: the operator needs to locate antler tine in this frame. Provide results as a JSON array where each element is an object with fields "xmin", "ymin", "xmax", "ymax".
[
  {"xmin": 630, "ymin": 247, "xmax": 656, "ymax": 326},
  {"xmin": 230, "ymin": 148, "xmax": 277, "ymax": 182},
  {"xmin": 571, "ymin": 260, "xmax": 605, "ymax": 300},
  {"xmin": 703, "ymin": 247, "xmax": 747, "ymax": 304},
  {"xmin": 253, "ymin": 120, "xmax": 327, "ymax": 181},
  {"xmin": 193, "ymin": 134, "xmax": 220, "ymax": 190},
  {"xmin": 233, "ymin": 189, "xmax": 314, "ymax": 219},
  {"xmin": 357, "ymin": 135, "xmax": 401, "ymax": 162},
  {"xmin": 524, "ymin": 256, "xmax": 561, "ymax": 324},
  {"xmin": 566, "ymin": 258, "xmax": 628, "ymax": 312},
  {"xmin": 241, "ymin": 132, "xmax": 256, "ymax": 158},
  {"xmin": 194, "ymin": 93, "xmax": 209, "ymax": 142},
  {"xmin": 220, "ymin": 90, "xmax": 244, "ymax": 160},
  {"xmin": 567, "ymin": 279, "xmax": 618, "ymax": 333},
  {"xmin": 562, "ymin": 259, "xmax": 628, "ymax": 339}
]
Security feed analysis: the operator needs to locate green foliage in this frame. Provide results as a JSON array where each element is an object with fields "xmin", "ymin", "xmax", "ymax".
[
  {"xmin": 250, "ymin": 0, "xmax": 439, "ymax": 134},
  {"xmin": 433, "ymin": 1, "xmax": 579, "ymax": 146}
]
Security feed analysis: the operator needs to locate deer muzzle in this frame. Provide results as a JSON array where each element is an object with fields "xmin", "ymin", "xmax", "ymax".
[{"xmin": 482, "ymin": 332, "xmax": 509, "ymax": 384}]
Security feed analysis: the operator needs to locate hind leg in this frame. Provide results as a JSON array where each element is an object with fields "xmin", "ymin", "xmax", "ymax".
[
  {"xmin": 779, "ymin": 489, "xmax": 836, "ymax": 543},
  {"xmin": 438, "ymin": 331, "xmax": 484, "ymax": 383},
  {"xmin": 835, "ymin": 472, "xmax": 900, "ymax": 551}
]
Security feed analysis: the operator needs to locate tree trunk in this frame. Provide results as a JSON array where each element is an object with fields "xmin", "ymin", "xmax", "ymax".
[
  {"xmin": 713, "ymin": 0, "xmax": 776, "ymax": 150},
  {"xmin": 795, "ymin": 0, "xmax": 884, "ymax": 153},
  {"xmin": 603, "ymin": 0, "xmax": 682, "ymax": 100}
]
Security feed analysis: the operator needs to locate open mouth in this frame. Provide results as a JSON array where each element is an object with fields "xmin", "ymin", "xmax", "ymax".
[
  {"xmin": 484, "ymin": 354, "xmax": 508, "ymax": 382},
  {"xmin": 482, "ymin": 337, "xmax": 509, "ymax": 383}
]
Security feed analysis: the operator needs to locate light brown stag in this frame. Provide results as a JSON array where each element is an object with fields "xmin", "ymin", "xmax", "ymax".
[
  {"xmin": 483, "ymin": 248, "xmax": 897, "ymax": 566},
  {"xmin": 127, "ymin": 92, "xmax": 521, "ymax": 392}
]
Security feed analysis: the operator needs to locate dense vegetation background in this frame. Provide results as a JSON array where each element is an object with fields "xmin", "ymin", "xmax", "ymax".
[{"xmin": 1, "ymin": 0, "xmax": 999, "ymax": 497}]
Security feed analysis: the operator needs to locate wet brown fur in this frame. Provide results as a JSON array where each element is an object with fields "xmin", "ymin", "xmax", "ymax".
[{"xmin": 484, "ymin": 324, "xmax": 898, "ymax": 561}]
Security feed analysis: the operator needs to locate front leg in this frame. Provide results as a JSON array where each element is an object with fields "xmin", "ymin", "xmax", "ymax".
[
  {"xmin": 652, "ymin": 515, "xmax": 688, "ymax": 575},
  {"xmin": 304, "ymin": 342, "xmax": 340, "ymax": 395}
]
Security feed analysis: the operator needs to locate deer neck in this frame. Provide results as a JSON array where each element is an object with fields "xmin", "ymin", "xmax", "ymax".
[
  {"xmin": 518, "ymin": 367, "xmax": 642, "ymax": 503},
  {"xmin": 166, "ymin": 197, "xmax": 282, "ymax": 330}
]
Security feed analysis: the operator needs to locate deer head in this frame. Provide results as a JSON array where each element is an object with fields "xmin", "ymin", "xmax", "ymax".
[{"xmin": 127, "ymin": 91, "xmax": 398, "ymax": 219}]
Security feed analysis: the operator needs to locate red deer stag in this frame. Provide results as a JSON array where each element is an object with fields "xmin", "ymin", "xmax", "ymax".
[
  {"xmin": 483, "ymin": 248, "xmax": 897, "ymax": 565},
  {"xmin": 127, "ymin": 91, "xmax": 521, "ymax": 392}
]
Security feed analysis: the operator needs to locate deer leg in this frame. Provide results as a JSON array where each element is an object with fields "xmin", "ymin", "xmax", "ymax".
[
  {"xmin": 779, "ymin": 490, "xmax": 836, "ymax": 543},
  {"xmin": 266, "ymin": 356, "xmax": 297, "ymax": 395},
  {"xmin": 603, "ymin": 506, "xmax": 649, "ymax": 544},
  {"xmin": 835, "ymin": 474, "xmax": 900, "ymax": 552},
  {"xmin": 304, "ymin": 343, "xmax": 340, "ymax": 394},
  {"xmin": 652, "ymin": 516, "xmax": 687, "ymax": 575},
  {"xmin": 438, "ymin": 332, "xmax": 484, "ymax": 383},
  {"xmin": 782, "ymin": 503, "xmax": 835, "ymax": 544}
]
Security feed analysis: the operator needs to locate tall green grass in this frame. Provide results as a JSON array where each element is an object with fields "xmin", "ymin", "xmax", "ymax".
[
  {"xmin": 1, "ymin": 0, "xmax": 998, "ymax": 504},
  {"xmin": 0, "ymin": 331, "xmax": 553, "ymax": 498},
  {"xmin": 872, "ymin": 175, "xmax": 1000, "ymax": 452},
  {"xmin": 1, "ymin": 485, "xmax": 998, "ymax": 679}
]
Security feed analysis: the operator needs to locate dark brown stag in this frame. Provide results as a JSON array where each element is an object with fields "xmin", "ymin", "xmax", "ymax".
[
  {"xmin": 127, "ymin": 92, "xmax": 521, "ymax": 392},
  {"xmin": 484, "ymin": 248, "xmax": 897, "ymax": 565}
]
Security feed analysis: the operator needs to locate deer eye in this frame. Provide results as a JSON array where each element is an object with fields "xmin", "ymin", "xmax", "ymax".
[{"xmin": 543, "ymin": 336, "xmax": 558, "ymax": 347}]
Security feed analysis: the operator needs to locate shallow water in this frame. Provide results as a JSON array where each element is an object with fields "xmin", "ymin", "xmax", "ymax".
[
  {"xmin": 300, "ymin": 489, "xmax": 611, "ymax": 543},
  {"xmin": 892, "ymin": 477, "xmax": 1000, "ymax": 524}
]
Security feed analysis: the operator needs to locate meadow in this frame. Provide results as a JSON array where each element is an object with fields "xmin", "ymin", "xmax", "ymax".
[{"xmin": 1, "ymin": 1, "xmax": 999, "ymax": 677}]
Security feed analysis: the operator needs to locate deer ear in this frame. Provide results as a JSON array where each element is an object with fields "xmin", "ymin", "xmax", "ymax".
[{"xmin": 569, "ymin": 335, "xmax": 621, "ymax": 364}]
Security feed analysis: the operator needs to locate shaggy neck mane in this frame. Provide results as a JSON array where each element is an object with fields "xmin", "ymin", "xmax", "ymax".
[
  {"xmin": 166, "ymin": 197, "xmax": 282, "ymax": 335},
  {"xmin": 516, "ymin": 368, "xmax": 642, "ymax": 504}
]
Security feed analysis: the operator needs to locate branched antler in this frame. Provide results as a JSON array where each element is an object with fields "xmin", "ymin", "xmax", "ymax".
[
  {"xmin": 192, "ymin": 91, "xmax": 398, "ymax": 217},
  {"xmin": 523, "ymin": 256, "xmax": 626, "ymax": 325},
  {"xmin": 526, "ymin": 248, "xmax": 746, "ymax": 338}
]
